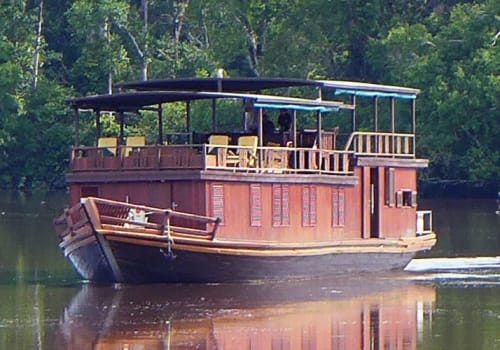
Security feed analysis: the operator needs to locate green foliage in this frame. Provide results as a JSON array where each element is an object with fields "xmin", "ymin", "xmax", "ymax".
[
  {"xmin": 2, "ymin": 81, "xmax": 73, "ymax": 189},
  {"xmin": 0, "ymin": 0, "xmax": 496, "ymax": 191},
  {"xmin": 367, "ymin": 2, "xmax": 499, "ymax": 186}
]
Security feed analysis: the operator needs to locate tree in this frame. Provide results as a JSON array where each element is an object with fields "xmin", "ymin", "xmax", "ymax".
[
  {"xmin": 367, "ymin": 3, "xmax": 499, "ymax": 186},
  {"xmin": 66, "ymin": 0, "xmax": 132, "ymax": 93}
]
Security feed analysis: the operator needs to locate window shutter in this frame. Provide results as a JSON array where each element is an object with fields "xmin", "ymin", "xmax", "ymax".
[
  {"xmin": 396, "ymin": 191, "xmax": 403, "ymax": 208},
  {"xmin": 211, "ymin": 184, "xmax": 224, "ymax": 224},
  {"xmin": 250, "ymin": 184, "xmax": 262, "ymax": 226},
  {"xmin": 411, "ymin": 191, "xmax": 418, "ymax": 208}
]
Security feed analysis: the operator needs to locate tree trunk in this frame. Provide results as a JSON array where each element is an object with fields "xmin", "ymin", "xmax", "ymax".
[
  {"xmin": 141, "ymin": 0, "xmax": 148, "ymax": 80},
  {"xmin": 32, "ymin": 0, "xmax": 43, "ymax": 89}
]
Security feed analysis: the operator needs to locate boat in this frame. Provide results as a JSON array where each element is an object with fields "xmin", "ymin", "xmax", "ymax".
[
  {"xmin": 54, "ymin": 77, "xmax": 437, "ymax": 283},
  {"xmin": 56, "ymin": 277, "xmax": 435, "ymax": 349}
]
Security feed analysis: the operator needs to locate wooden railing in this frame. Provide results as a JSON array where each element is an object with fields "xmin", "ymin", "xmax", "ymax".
[
  {"xmin": 416, "ymin": 210, "xmax": 433, "ymax": 236},
  {"xmin": 344, "ymin": 132, "xmax": 414, "ymax": 158},
  {"xmin": 88, "ymin": 197, "xmax": 221, "ymax": 240},
  {"xmin": 71, "ymin": 144, "xmax": 354, "ymax": 175}
]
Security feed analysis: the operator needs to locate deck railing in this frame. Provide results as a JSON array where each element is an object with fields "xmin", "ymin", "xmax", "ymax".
[
  {"xmin": 89, "ymin": 197, "xmax": 220, "ymax": 240},
  {"xmin": 345, "ymin": 132, "xmax": 415, "ymax": 158},
  {"xmin": 71, "ymin": 144, "xmax": 354, "ymax": 175},
  {"xmin": 416, "ymin": 210, "xmax": 433, "ymax": 236}
]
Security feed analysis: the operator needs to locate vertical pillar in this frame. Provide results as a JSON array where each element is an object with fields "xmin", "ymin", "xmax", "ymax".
[
  {"xmin": 292, "ymin": 110, "xmax": 297, "ymax": 146},
  {"xmin": 390, "ymin": 97, "xmax": 395, "ymax": 157},
  {"xmin": 351, "ymin": 95, "xmax": 356, "ymax": 131},
  {"xmin": 212, "ymin": 99, "xmax": 217, "ymax": 132},
  {"xmin": 258, "ymin": 108, "xmax": 264, "ymax": 147},
  {"xmin": 119, "ymin": 111, "xmax": 124, "ymax": 144},
  {"xmin": 316, "ymin": 111, "xmax": 322, "ymax": 149},
  {"xmin": 373, "ymin": 97, "xmax": 378, "ymax": 153},
  {"xmin": 95, "ymin": 109, "xmax": 101, "ymax": 145},
  {"xmin": 158, "ymin": 104, "xmax": 163, "ymax": 144},
  {"xmin": 186, "ymin": 101, "xmax": 191, "ymax": 143},
  {"xmin": 411, "ymin": 99, "xmax": 416, "ymax": 156},
  {"xmin": 73, "ymin": 107, "xmax": 80, "ymax": 147},
  {"xmin": 258, "ymin": 108, "xmax": 264, "ymax": 167}
]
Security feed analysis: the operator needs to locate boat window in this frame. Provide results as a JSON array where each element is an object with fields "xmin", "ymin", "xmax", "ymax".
[
  {"xmin": 332, "ymin": 188, "xmax": 345, "ymax": 227},
  {"xmin": 211, "ymin": 184, "xmax": 225, "ymax": 225},
  {"xmin": 272, "ymin": 184, "xmax": 289, "ymax": 227},
  {"xmin": 403, "ymin": 190, "xmax": 413, "ymax": 207},
  {"xmin": 396, "ymin": 190, "xmax": 414, "ymax": 208},
  {"xmin": 302, "ymin": 185, "xmax": 317, "ymax": 226},
  {"xmin": 250, "ymin": 184, "xmax": 262, "ymax": 226}
]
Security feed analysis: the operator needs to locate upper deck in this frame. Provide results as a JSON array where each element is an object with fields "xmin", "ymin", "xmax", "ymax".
[
  {"xmin": 68, "ymin": 129, "xmax": 428, "ymax": 187},
  {"xmin": 67, "ymin": 77, "xmax": 428, "ymax": 183}
]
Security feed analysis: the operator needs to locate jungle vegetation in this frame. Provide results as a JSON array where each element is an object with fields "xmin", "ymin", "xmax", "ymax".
[{"xmin": 0, "ymin": 0, "xmax": 498, "ymax": 195}]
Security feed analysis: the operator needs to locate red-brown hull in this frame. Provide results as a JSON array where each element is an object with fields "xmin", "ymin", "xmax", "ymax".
[{"xmin": 64, "ymin": 233, "xmax": 420, "ymax": 283}]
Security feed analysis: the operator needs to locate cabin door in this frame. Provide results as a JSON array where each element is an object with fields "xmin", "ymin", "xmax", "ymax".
[
  {"xmin": 370, "ymin": 167, "xmax": 380, "ymax": 238},
  {"xmin": 169, "ymin": 181, "xmax": 202, "ymax": 215},
  {"xmin": 170, "ymin": 183, "xmax": 184, "ymax": 212}
]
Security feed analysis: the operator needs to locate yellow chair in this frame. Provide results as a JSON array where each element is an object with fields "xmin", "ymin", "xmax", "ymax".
[
  {"xmin": 124, "ymin": 135, "xmax": 146, "ymax": 156},
  {"xmin": 207, "ymin": 134, "xmax": 229, "ymax": 153},
  {"xmin": 98, "ymin": 137, "xmax": 118, "ymax": 156},
  {"xmin": 227, "ymin": 135, "xmax": 258, "ymax": 167}
]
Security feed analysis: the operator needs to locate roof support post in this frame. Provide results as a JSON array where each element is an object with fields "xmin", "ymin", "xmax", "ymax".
[
  {"xmin": 95, "ymin": 109, "xmax": 101, "ymax": 146},
  {"xmin": 373, "ymin": 97, "xmax": 379, "ymax": 153},
  {"xmin": 119, "ymin": 111, "xmax": 125, "ymax": 144},
  {"xmin": 158, "ymin": 104, "xmax": 163, "ymax": 144},
  {"xmin": 411, "ymin": 98, "xmax": 416, "ymax": 156},
  {"xmin": 292, "ymin": 110, "xmax": 297, "ymax": 146},
  {"xmin": 258, "ymin": 108, "xmax": 264, "ymax": 147},
  {"xmin": 258, "ymin": 108, "xmax": 264, "ymax": 168},
  {"xmin": 351, "ymin": 95, "xmax": 356, "ymax": 131},
  {"xmin": 212, "ymin": 99, "xmax": 217, "ymax": 132},
  {"xmin": 292, "ymin": 110, "xmax": 297, "ymax": 169},
  {"xmin": 186, "ymin": 101, "xmax": 191, "ymax": 143},
  {"xmin": 390, "ymin": 97, "xmax": 395, "ymax": 157},
  {"xmin": 316, "ymin": 111, "xmax": 322, "ymax": 150},
  {"xmin": 73, "ymin": 107, "xmax": 80, "ymax": 147}
]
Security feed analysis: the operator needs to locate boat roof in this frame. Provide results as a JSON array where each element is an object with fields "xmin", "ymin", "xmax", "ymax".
[
  {"xmin": 319, "ymin": 80, "xmax": 420, "ymax": 99},
  {"xmin": 115, "ymin": 77, "xmax": 317, "ymax": 92},
  {"xmin": 115, "ymin": 77, "xmax": 420, "ymax": 98},
  {"xmin": 68, "ymin": 91, "xmax": 354, "ymax": 113}
]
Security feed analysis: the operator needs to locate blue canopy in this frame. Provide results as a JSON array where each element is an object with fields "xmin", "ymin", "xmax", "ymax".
[
  {"xmin": 254, "ymin": 103, "xmax": 340, "ymax": 113},
  {"xmin": 334, "ymin": 89, "xmax": 417, "ymax": 100}
]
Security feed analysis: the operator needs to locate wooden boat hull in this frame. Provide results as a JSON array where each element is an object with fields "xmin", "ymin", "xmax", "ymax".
[
  {"xmin": 74, "ymin": 239, "xmax": 416, "ymax": 283},
  {"xmin": 55, "ymin": 197, "xmax": 435, "ymax": 283},
  {"xmin": 66, "ymin": 239, "xmax": 116, "ymax": 282}
]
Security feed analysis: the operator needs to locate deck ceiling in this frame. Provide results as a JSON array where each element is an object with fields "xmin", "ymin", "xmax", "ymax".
[
  {"xmin": 69, "ymin": 77, "xmax": 419, "ymax": 111},
  {"xmin": 68, "ymin": 91, "xmax": 354, "ymax": 112},
  {"xmin": 115, "ymin": 77, "xmax": 317, "ymax": 92},
  {"xmin": 116, "ymin": 77, "xmax": 420, "ymax": 97}
]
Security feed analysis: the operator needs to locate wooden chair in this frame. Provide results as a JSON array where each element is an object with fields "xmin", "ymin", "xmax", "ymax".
[
  {"xmin": 226, "ymin": 135, "xmax": 258, "ymax": 168},
  {"xmin": 98, "ymin": 137, "xmax": 118, "ymax": 156},
  {"xmin": 124, "ymin": 135, "xmax": 146, "ymax": 157},
  {"xmin": 206, "ymin": 135, "xmax": 230, "ymax": 167},
  {"xmin": 207, "ymin": 134, "xmax": 229, "ymax": 153}
]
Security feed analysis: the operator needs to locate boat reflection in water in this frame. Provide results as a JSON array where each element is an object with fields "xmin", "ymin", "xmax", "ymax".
[{"xmin": 56, "ymin": 275, "xmax": 435, "ymax": 349}]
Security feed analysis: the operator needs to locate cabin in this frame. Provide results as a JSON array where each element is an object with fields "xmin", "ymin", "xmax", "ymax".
[{"xmin": 65, "ymin": 78, "xmax": 433, "ymax": 245}]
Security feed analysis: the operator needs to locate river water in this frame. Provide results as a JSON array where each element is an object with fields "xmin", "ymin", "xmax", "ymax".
[{"xmin": 0, "ymin": 190, "xmax": 499, "ymax": 349}]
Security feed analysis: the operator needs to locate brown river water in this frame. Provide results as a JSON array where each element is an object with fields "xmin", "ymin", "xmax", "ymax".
[{"xmin": 0, "ymin": 190, "xmax": 499, "ymax": 349}]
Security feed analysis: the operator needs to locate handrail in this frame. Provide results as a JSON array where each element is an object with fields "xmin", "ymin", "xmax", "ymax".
[
  {"xmin": 204, "ymin": 144, "xmax": 354, "ymax": 174},
  {"xmin": 71, "ymin": 143, "xmax": 355, "ymax": 175},
  {"xmin": 416, "ymin": 210, "xmax": 432, "ymax": 236},
  {"xmin": 344, "ymin": 131, "xmax": 415, "ymax": 158},
  {"xmin": 86, "ymin": 197, "xmax": 220, "ymax": 240}
]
